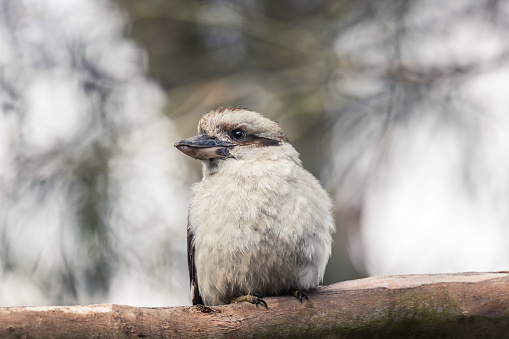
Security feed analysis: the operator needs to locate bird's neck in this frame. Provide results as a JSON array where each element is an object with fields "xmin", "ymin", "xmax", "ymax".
[{"xmin": 201, "ymin": 144, "xmax": 302, "ymax": 179}]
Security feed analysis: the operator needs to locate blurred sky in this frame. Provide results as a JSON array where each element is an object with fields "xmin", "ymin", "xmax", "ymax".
[{"xmin": 1, "ymin": 0, "xmax": 509, "ymax": 307}]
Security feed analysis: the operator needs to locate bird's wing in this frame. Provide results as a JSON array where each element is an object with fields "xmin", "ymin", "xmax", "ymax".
[{"xmin": 187, "ymin": 217, "xmax": 203, "ymax": 305}]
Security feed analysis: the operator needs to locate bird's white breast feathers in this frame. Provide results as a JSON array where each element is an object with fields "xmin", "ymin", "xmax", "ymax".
[{"xmin": 189, "ymin": 145, "xmax": 334, "ymax": 305}]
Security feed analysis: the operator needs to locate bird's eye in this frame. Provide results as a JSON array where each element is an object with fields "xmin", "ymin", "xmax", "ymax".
[{"xmin": 231, "ymin": 129, "xmax": 246, "ymax": 141}]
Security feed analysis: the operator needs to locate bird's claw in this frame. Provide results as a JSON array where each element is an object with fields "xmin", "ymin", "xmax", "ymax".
[
  {"xmin": 253, "ymin": 295, "xmax": 268, "ymax": 308},
  {"xmin": 231, "ymin": 294, "xmax": 268, "ymax": 309},
  {"xmin": 291, "ymin": 289, "xmax": 308, "ymax": 303}
]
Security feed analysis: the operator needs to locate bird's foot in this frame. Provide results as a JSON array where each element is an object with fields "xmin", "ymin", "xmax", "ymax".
[
  {"xmin": 231, "ymin": 294, "xmax": 268, "ymax": 308},
  {"xmin": 291, "ymin": 289, "xmax": 309, "ymax": 303}
]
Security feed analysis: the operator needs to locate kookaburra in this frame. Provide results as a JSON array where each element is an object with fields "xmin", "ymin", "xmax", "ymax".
[{"xmin": 175, "ymin": 107, "xmax": 335, "ymax": 307}]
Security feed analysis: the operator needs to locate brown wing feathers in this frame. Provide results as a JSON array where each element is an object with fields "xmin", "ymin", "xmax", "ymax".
[{"xmin": 187, "ymin": 218, "xmax": 203, "ymax": 305}]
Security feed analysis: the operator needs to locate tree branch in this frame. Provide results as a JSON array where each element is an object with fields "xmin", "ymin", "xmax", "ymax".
[{"xmin": 2, "ymin": 272, "xmax": 509, "ymax": 338}]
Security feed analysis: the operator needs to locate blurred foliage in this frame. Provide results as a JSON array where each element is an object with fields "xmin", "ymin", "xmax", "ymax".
[{"xmin": 0, "ymin": 0, "xmax": 189, "ymax": 306}]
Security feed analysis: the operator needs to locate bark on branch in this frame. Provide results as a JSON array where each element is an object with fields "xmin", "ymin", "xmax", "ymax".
[{"xmin": 2, "ymin": 272, "xmax": 509, "ymax": 338}]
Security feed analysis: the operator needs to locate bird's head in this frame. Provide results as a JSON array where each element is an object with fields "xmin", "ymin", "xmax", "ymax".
[{"xmin": 175, "ymin": 107, "xmax": 296, "ymax": 168}]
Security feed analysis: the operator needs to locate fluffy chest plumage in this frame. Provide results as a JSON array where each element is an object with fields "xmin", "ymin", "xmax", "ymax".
[
  {"xmin": 188, "ymin": 158, "xmax": 333, "ymax": 305},
  {"xmin": 190, "ymin": 160, "xmax": 294, "ymax": 263},
  {"xmin": 189, "ymin": 160, "xmax": 296, "ymax": 302}
]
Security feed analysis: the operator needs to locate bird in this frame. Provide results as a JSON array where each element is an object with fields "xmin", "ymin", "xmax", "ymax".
[{"xmin": 174, "ymin": 107, "xmax": 335, "ymax": 307}]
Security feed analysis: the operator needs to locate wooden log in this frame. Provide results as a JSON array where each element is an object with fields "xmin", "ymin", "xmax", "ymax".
[{"xmin": 1, "ymin": 272, "xmax": 508, "ymax": 338}]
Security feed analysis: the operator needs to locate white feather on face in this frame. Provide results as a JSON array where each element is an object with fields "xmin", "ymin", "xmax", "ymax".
[{"xmin": 178, "ymin": 107, "xmax": 335, "ymax": 306}]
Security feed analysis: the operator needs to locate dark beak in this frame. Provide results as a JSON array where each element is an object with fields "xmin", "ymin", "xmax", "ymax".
[{"xmin": 174, "ymin": 134, "xmax": 236, "ymax": 160}]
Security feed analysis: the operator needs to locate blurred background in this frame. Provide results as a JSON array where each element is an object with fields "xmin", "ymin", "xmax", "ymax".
[{"xmin": 1, "ymin": 0, "xmax": 509, "ymax": 307}]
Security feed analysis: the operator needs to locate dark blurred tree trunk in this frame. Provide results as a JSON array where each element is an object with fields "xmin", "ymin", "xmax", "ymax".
[{"xmin": 2, "ymin": 272, "xmax": 508, "ymax": 338}]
